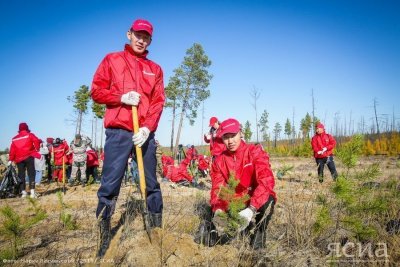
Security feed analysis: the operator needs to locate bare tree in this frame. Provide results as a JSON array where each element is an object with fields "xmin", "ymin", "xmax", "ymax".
[
  {"xmin": 374, "ymin": 98, "xmax": 380, "ymax": 135},
  {"xmin": 311, "ymin": 88, "xmax": 316, "ymax": 134},
  {"xmin": 250, "ymin": 87, "xmax": 261, "ymax": 142}
]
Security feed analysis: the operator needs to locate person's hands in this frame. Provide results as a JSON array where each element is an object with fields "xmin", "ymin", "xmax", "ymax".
[
  {"xmin": 238, "ymin": 207, "xmax": 255, "ymax": 231},
  {"xmin": 204, "ymin": 133, "xmax": 211, "ymax": 140},
  {"xmin": 317, "ymin": 150, "xmax": 323, "ymax": 155},
  {"xmin": 322, "ymin": 147, "xmax": 327, "ymax": 153},
  {"xmin": 212, "ymin": 209, "xmax": 225, "ymax": 234},
  {"xmin": 132, "ymin": 127, "xmax": 150, "ymax": 147},
  {"xmin": 7, "ymin": 161, "xmax": 12, "ymax": 166},
  {"xmin": 121, "ymin": 91, "xmax": 141, "ymax": 106}
]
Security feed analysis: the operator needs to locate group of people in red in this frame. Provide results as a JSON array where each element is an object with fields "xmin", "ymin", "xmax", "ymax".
[
  {"xmin": 160, "ymin": 144, "xmax": 210, "ymax": 186},
  {"xmin": 6, "ymin": 17, "xmax": 340, "ymax": 256},
  {"xmin": 8, "ymin": 122, "xmax": 102, "ymax": 198}
]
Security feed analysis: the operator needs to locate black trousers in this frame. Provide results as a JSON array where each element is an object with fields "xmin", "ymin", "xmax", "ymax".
[
  {"xmin": 45, "ymin": 154, "xmax": 52, "ymax": 180},
  {"xmin": 17, "ymin": 156, "xmax": 35, "ymax": 191},
  {"xmin": 316, "ymin": 155, "xmax": 338, "ymax": 179},
  {"xmin": 96, "ymin": 128, "xmax": 163, "ymax": 220},
  {"xmin": 86, "ymin": 166, "xmax": 99, "ymax": 182}
]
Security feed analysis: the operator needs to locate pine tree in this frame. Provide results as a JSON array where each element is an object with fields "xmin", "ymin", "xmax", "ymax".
[{"xmin": 215, "ymin": 174, "xmax": 250, "ymax": 236}]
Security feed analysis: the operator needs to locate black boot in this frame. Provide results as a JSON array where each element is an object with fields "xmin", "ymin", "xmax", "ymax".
[
  {"xmin": 194, "ymin": 220, "xmax": 218, "ymax": 247},
  {"xmin": 97, "ymin": 218, "xmax": 111, "ymax": 258},
  {"xmin": 250, "ymin": 229, "xmax": 266, "ymax": 250},
  {"xmin": 149, "ymin": 213, "xmax": 162, "ymax": 228}
]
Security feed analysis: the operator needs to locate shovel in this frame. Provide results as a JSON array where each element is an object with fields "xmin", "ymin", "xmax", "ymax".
[
  {"xmin": 62, "ymin": 156, "xmax": 66, "ymax": 194},
  {"xmin": 132, "ymin": 106, "xmax": 152, "ymax": 242}
]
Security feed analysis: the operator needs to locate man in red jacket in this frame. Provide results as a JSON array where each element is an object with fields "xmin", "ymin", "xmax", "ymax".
[
  {"xmin": 311, "ymin": 122, "xmax": 338, "ymax": 183},
  {"xmin": 8, "ymin": 122, "xmax": 41, "ymax": 198},
  {"xmin": 204, "ymin": 116, "xmax": 225, "ymax": 160},
  {"xmin": 50, "ymin": 138, "xmax": 69, "ymax": 183},
  {"xmin": 91, "ymin": 18, "xmax": 165, "ymax": 257},
  {"xmin": 196, "ymin": 118, "xmax": 276, "ymax": 249}
]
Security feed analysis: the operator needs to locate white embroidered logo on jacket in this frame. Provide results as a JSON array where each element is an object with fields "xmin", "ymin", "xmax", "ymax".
[{"xmin": 142, "ymin": 70, "xmax": 155, "ymax": 76}]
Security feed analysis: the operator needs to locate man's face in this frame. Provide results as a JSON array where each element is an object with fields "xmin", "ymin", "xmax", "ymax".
[
  {"xmin": 127, "ymin": 30, "xmax": 152, "ymax": 55},
  {"xmin": 316, "ymin": 127, "xmax": 324, "ymax": 134},
  {"xmin": 222, "ymin": 132, "xmax": 241, "ymax": 152},
  {"xmin": 213, "ymin": 122, "xmax": 219, "ymax": 129}
]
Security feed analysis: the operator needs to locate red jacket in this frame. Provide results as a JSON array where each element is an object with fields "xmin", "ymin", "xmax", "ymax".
[
  {"xmin": 91, "ymin": 44, "xmax": 165, "ymax": 132},
  {"xmin": 50, "ymin": 141, "xmax": 69, "ymax": 166},
  {"xmin": 185, "ymin": 147, "xmax": 198, "ymax": 161},
  {"xmin": 87, "ymin": 150, "xmax": 99, "ymax": 167},
  {"xmin": 204, "ymin": 130, "xmax": 225, "ymax": 157},
  {"xmin": 311, "ymin": 131, "xmax": 336, "ymax": 159},
  {"xmin": 210, "ymin": 141, "xmax": 276, "ymax": 212},
  {"xmin": 161, "ymin": 155, "xmax": 174, "ymax": 177},
  {"xmin": 9, "ymin": 130, "xmax": 41, "ymax": 163},
  {"xmin": 197, "ymin": 154, "xmax": 210, "ymax": 171},
  {"xmin": 169, "ymin": 163, "xmax": 193, "ymax": 183}
]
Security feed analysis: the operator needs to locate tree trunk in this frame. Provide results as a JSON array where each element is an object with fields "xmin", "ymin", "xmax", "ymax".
[
  {"xmin": 170, "ymin": 100, "xmax": 176, "ymax": 153},
  {"xmin": 374, "ymin": 98, "xmax": 380, "ymax": 135},
  {"xmin": 94, "ymin": 117, "xmax": 98, "ymax": 148},
  {"xmin": 77, "ymin": 111, "xmax": 83, "ymax": 135},
  {"xmin": 100, "ymin": 119, "xmax": 104, "ymax": 152},
  {"xmin": 91, "ymin": 117, "xmax": 94, "ymax": 142},
  {"xmin": 201, "ymin": 101, "xmax": 205, "ymax": 146},
  {"xmin": 174, "ymin": 105, "xmax": 186, "ymax": 157}
]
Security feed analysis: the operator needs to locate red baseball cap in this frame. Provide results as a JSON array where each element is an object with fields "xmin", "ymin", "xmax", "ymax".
[
  {"xmin": 131, "ymin": 19, "xmax": 153, "ymax": 36},
  {"xmin": 209, "ymin": 116, "xmax": 218, "ymax": 126},
  {"xmin": 218, "ymin": 118, "xmax": 241, "ymax": 137},
  {"xmin": 316, "ymin": 122, "xmax": 325, "ymax": 129}
]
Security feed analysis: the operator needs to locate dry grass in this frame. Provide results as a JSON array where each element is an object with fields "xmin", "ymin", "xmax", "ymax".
[{"xmin": 0, "ymin": 156, "xmax": 399, "ymax": 266}]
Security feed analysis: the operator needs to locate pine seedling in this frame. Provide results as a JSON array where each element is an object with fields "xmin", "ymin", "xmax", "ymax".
[
  {"xmin": 276, "ymin": 164, "xmax": 294, "ymax": 180},
  {"xmin": 0, "ymin": 201, "xmax": 47, "ymax": 260},
  {"xmin": 56, "ymin": 191, "xmax": 77, "ymax": 230},
  {"xmin": 216, "ymin": 173, "xmax": 250, "ymax": 236},
  {"xmin": 336, "ymin": 134, "xmax": 364, "ymax": 175},
  {"xmin": 0, "ymin": 206, "xmax": 23, "ymax": 259}
]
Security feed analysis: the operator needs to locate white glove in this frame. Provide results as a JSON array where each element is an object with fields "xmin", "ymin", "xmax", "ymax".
[
  {"xmin": 204, "ymin": 134, "xmax": 211, "ymax": 141},
  {"xmin": 322, "ymin": 147, "xmax": 327, "ymax": 153},
  {"xmin": 7, "ymin": 161, "xmax": 12, "ymax": 166},
  {"xmin": 317, "ymin": 150, "xmax": 323, "ymax": 155},
  {"xmin": 121, "ymin": 91, "xmax": 141, "ymax": 106},
  {"xmin": 238, "ymin": 207, "xmax": 255, "ymax": 231},
  {"xmin": 132, "ymin": 127, "xmax": 150, "ymax": 147}
]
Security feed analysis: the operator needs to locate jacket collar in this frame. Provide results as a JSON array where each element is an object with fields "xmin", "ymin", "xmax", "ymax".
[{"xmin": 124, "ymin": 44, "xmax": 148, "ymax": 59}]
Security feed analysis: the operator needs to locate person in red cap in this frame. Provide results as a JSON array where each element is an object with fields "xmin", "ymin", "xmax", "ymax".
[
  {"xmin": 311, "ymin": 122, "xmax": 338, "ymax": 183},
  {"xmin": 8, "ymin": 122, "xmax": 41, "ymax": 198},
  {"xmin": 195, "ymin": 118, "xmax": 277, "ymax": 249},
  {"xmin": 204, "ymin": 117, "xmax": 225, "ymax": 160},
  {"xmin": 91, "ymin": 18, "xmax": 164, "ymax": 257}
]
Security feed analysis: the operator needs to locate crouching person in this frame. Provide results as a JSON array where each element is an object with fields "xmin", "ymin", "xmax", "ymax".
[{"xmin": 194, "ymin": 118, "xmax": 277, "ymax": 249}]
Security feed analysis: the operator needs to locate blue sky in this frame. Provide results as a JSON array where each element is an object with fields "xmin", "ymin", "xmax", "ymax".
[{"xmin": 0, "ymin": 0, "xmax": 399, "ymax": 150}]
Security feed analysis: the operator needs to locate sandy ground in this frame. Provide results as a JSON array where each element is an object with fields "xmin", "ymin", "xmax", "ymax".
[{"xmin": 0, "ymin": 156, "xmax": 399, "ymax": 266}]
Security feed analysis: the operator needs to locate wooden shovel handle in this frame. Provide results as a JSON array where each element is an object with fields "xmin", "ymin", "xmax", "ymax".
[{"xmin": 132, "ymin": 106, "xmax": 147, "ymax": 201}]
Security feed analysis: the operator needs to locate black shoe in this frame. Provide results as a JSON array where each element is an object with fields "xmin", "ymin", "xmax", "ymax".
[
  {"xmin": 194, "ymin": 220, "xmax": 218, "ymax": 247},
  {"xmin": 97, "ymin": 219, "xmax": 111, "ymax": 258},
  {"xmin": 149, "ymin": 213, "xmax": 162, "ymax": 228},
  {"xmin": 318, "ymin": 176, "xmax": 324, "ymax": 183},
  {"xmin": 250, "ymin": 229, "xmax": 266, "ymax": 250}
]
